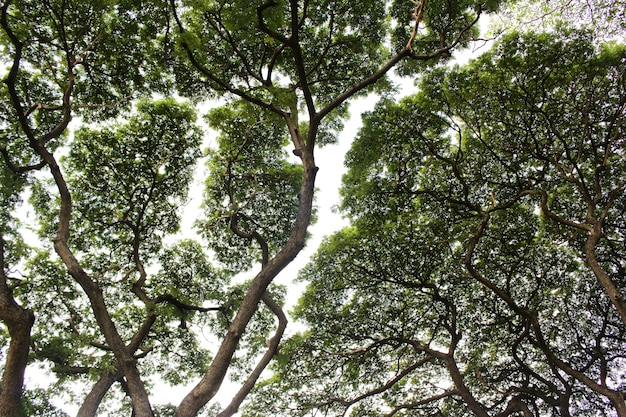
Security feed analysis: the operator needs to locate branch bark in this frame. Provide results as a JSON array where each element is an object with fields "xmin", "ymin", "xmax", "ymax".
[
  {"xmin": 76, "ymin": 371, "xmax": 123, "ymax": 417},
  {"xmin": 216, "ymin": 293, "xmax": 287, "ymax": 417}
]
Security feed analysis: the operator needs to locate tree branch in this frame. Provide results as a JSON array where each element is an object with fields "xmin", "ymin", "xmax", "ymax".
[
  {"xmin": 216, "ymin": 293, "xmax": 287, "ymax": 417},
  {"xmin": 0, "ymin": 147, "xmax": 46, "ymax": 174}
]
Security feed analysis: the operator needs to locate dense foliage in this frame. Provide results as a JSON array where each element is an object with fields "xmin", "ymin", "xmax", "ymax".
[
  {"xmin": 247, "ymin": 29, "xmax": 626, "ymax": 416},
  {"xmin": 0, "ymin": 0, "xmax": 501, "ymax": 416}
]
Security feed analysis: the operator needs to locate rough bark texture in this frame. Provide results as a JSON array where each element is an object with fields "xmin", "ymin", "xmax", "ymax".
[
  {"xmin": 0, "ymin": 303, "xmax": 34, "ymax": 417},
  {"xmin": 585, "ymin": 227, "xmax": 626, "ymax": 327},
  {"xmin": 0, "ymin": 239, "xmax": 35, "ymax": 417}
]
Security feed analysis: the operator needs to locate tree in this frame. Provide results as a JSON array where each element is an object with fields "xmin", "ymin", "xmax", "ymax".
[
  {"xmin": 248, "ymin": 29, "xmax": 626, "ymax": 416},
  {"xmin": 1, "ymin": 1, "xmax": 170, "ymax": 415},
  {"xmin": 0, "ymin": 0, "xmax": 499, "ymax": 416}
]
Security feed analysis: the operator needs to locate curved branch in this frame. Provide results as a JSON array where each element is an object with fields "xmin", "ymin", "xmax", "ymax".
[
  {"xmin": 316, "ymin": 355, "xmax": 439, "ymax": 411},
  {"xmin": 1, "ymin": 3, "xmax": 36, "ymax": 143},
  {"xmin": 229, "ymin": 212, "xmax": 270, "ymax": 268},
  {"xmin": 222, "ymin": 145, "xmax": 271, "ymax": 267},
  {"xmin": 0, "ymin": 147, "xmax": 46, "ymax": 174},
  {"xmin": 384, "ymin": 390, "xmax": 456, "ymax": 417},
  {"xmin": 155, "ymin": 293, "xmax": 222, "ymax": 313},
  {"xmin": 495, "ymin": 396, "xmax": 534, "ymax": 417},
  {"xmin": 257, "ymin": 1, "xmax": 291, "ymax": 45},
  {"xmin": 315, "ymin": 7, "xmax": 483, "ymax": 127},
  {"xmin": 405, "ymin": 0, "xmax": 426, "ymax": 51},
  {"xmin": 522, "ymin": 189, "xmax": 626, "ymax": 326},
  {"xmin": 585, "ymin": 226, "xmax": 626, "ymax": 327},
  {"xmin": 522, "ymin": 189, "xmax": 592, "ymax": 232},
  {"xmin": 174, "ymin": 144, "xmax": 318, "ymax": 417},
  {"xmin": 76, "ymin": 371, "xmax": 123, "ymax": 417}
]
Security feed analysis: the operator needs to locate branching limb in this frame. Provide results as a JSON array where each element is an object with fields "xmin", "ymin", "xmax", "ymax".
[
  {"xmin": 257, "ymin": 1, "xmax": 291, "ymax": 45},
  {"xmin": 77, "ymin": 370, "xmax": 123, "ymax": 417},
  {"xmin": 168, "ymin": 0, "xmax": 284, "ymax": 118},
  {"xmin": 522, "ymin": 188, "xmax": 626, "ymax": 327},
  {"xmin": 287, "ymin": 0, "xmax": 316, "ymax": 126},
  {"xmin": 216, "ymin": 293, "xmax": 287, "ymax": 417},
  {"xmin": 495, "ymin": 396, "xmax": 534, "ymax": 417},
  {"xmin": 463, "ymin": 208, "xmax": 626, "ymax": 416},
  {"xmin": 384, "ymin": 390, "xmax": 456, "ymax": 417},
  {"xmin": 220, "ymin": 133, "xmax": 272, "ymax": 267},
  {"xmin": 405, "ymin": 0, "xmax": 426, "ymax": 51},
  {"xmin": 154, "ymin": 294, "xmax": 222, "ymax": 313},
  {"xmin": 316, "ymin": 6, "xmax": 482, "ymax": 125}
]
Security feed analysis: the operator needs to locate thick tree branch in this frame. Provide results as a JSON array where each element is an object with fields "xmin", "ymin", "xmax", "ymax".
[
  {"xmin": 287, "ymin": 0, "xmax": 316, "ymax": 125},
  {"xmin": 257, "ymin": 1, "xmax": 291, "ymax": 45},
  {"xmin": 216, "ymin": 293, "xmax": 287, "ymax": 417},
  {"xmin": 315, "ymin": 8, "xmax": 483, "ymax": 126},
  {"xmin": 77, "ymin": 314, "xmax": 158, "ymax": 416},
  {"xmin": 0, "ymin": 147, "xmax": 46, "ymax": 174},
  {"xmin": 155, "ymin": 293, "xmax": 222, "ymax": 313},
  {"xmin": 384, "ymin": 390, "xmax": 456, "ymax": 417},
  {"xmin": 0, "ymin": 236, "xmax": 35, "ymax": 417},
  {"xmin": 77, "ymin": 371, "xmax": 123, "ymax": 417},
  {"xmin": 585, "ymin": 225, "xmax": 626, "ymax": 328},
  {"xmin": 522, "ymin": 188, "xmax": 626, "ymax": 326},
  {"xmin": 405, "ymin": 0, "xmax": 426, "ymax": 51}
]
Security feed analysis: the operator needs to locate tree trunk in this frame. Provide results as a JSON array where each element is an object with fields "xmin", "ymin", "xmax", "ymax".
[
  {"xmin": 0, "ymin": 307, "xmax": 34, "ymax": 417},
  {"xmin": 0, "ymin": 238, "xmax": 35, "ymax": 417}
]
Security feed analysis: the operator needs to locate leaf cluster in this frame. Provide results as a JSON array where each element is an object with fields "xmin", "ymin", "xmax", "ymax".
[{"xmin": 64, "ymin": 98, "xmax": 202, "ymax": 262}]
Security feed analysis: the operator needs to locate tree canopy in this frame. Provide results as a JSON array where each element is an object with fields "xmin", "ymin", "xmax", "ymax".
[
  {"xmin": 247, "ymin": 27, "xmax": 626, "ymax": 417},
  {"xmin": 0, "ymin": 1, "xmax": 624, "ymax": 417}
]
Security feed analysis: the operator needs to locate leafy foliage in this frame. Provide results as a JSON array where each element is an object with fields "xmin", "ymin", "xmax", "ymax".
[
  {"xmin": 21, "ymin": 388, "xmax": 69, "ymax": 417},
  {"xmin": 493, "ymin": 0, "xmax": 626, "ymax": 41},
  {"xmin": 9, "ymin": 0, "xmax": 605, "ymax": 416},
  {"xmin": 65, "ymin": 98, "xmax": 202, "ymax": 261},
  {"xmin": 248, "ymin": 29, "xmax": 626, "ymax": 417},
  {"xmin": 198, "ymin": 101, "xmax": 303, "ymax": 270}
]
